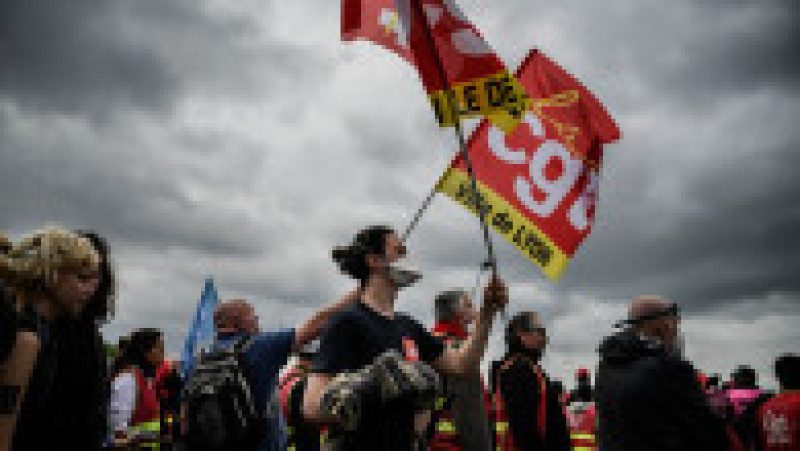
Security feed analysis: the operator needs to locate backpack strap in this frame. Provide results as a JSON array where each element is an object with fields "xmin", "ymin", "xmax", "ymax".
[{"xmin": 230, "ymin": 335, "xmax": 264, "ymax": 422}]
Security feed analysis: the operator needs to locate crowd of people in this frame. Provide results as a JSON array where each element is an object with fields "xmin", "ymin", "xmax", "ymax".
[{"xmin": 0, "ymin": 225, "xmax": 797, "ymax": 451}]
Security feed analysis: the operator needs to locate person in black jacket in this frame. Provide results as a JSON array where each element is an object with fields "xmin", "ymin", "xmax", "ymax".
[
  {"xmin": 0, "ymin": 228, "xmax": 103, "ymax": 451},
  {"xmin": 596, "ymin": 295, "xmax": 730, "ymax": 451},
  {"xmin": 494, "ymin": 311, "xmax": 571, "ymax": 450},
  {"xmin": 41, "ymin": 231, "xmax": 115, "ymax": 451}
]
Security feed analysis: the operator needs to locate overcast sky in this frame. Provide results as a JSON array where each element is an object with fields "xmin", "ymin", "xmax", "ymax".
[{"xmin": 1, "ymin": 0, "xmax": 798, "ymax": 389}]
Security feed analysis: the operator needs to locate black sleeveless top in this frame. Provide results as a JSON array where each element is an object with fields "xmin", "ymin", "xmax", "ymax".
[
  {"xmin": 12, "ymin": 306, "xmax": 58, "ymax": 451},
  {"xmin": 0, "ymin": 279, "xmax": 17, "ymax": 362}
]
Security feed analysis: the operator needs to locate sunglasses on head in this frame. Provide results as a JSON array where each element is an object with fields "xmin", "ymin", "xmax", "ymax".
[{"xmin": 616, "ymin": 303, "xmax": 680, "ymax": 328}]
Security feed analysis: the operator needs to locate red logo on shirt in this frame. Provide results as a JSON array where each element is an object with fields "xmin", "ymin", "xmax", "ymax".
[{"xmin": 402, "ymin": 337, "xmax": 420, "ymax": 361}]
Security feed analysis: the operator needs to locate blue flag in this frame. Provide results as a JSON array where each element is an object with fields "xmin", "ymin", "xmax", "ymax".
[{"xmin": 180, "ymin": 277, "xmax": 219, "ymax": 379}]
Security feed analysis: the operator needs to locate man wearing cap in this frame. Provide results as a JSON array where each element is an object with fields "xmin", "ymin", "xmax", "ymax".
[{"xmin": 595, "ymin": 295, "xmax": 730, "ymax": 450}]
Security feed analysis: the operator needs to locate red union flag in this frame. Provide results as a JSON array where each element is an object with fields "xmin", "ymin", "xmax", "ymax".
[
  {"xmin": 342, "ymin": 0, "xmax": 528, "ymax": 132},
  {"xmin": 436, "ymin": 49, "xmax": 621, "ymax": 280}
]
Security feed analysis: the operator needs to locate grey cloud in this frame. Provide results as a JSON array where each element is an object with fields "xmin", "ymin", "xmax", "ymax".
[
  {"xmin": 562, "ymin": 116, "xmax": 800, "ymax": 309},
  {"xmin": 0, "ymin": 0, "xmax": 180, "ymax": 115},
  {"xmin": 0, "ymin": 0, "xmax": 330, "ymax": 119},
  {"xmin": 0, "ymin": 106, "xmax": 281, "ymax": 256},
  {"xmin": 680, "ymin": 0, "xmax": 800, "ymax": 90}
]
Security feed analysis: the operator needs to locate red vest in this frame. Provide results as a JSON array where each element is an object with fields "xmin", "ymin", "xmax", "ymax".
[
  {"xmin": 757, "ymin": 391, "xmax": 800, "ymax": 451},
  {"xmin": 566, "ymin": 402, "xmax": 597, "ymax": 450},
  {"xmin": 492, "ymin": 356, "xmax": 547, "ymax": 451},
  {"xmin": 130, "ymin": 369, "xmax": 160, "ymax": 426}
]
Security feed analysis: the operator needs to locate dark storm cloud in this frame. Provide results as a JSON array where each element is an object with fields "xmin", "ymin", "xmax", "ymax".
[
  {"xmin": 676, "ymin": 0, "xmax": 800, "ymax": 90},
  {"xmin": 0, "ymin": 105, "xmax": 282, "ymax": 256},
  {"xmin": 0, "ymin": 0, "xmax": 335, "ymax": 255},
  {"xmin": 0, "ymin": 0, "xmax": 181, "ymax": 115},
  {"xmin": 612, "ymin": 0, "xmax": 799, "ymax": 103},
  {"xmin": 0, "ymin": 0, "xmax": 329, "ymax": 119},
  {"xmin": 557, "ymin": 91, "xmax": 800, "ymax": 310}
]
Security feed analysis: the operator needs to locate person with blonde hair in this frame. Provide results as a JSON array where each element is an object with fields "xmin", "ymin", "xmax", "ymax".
[
  {"xmin": 0, "ymin": 227, "xmax": 101, "ymax": 451},
  {"xmin": 42, "ymin": 230, "xmax": 116, "ymax": 451}
]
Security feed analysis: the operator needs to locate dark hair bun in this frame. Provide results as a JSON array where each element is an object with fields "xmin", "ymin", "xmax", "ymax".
[
  {"xmin": 331, "ymin": 245, "xmax": 368, "ymax": 282},
  {"xmin": 331, "ymin": 225, "xmax": 394, "ymax": 283}
]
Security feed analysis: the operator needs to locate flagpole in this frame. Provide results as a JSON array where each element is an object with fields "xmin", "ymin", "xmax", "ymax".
[
  {"xmin": 401, "ymin": 181, "xmax": 439, "ymax": 242},
  {"xmin": 406, "ymin": 0, "xmax": 497, "ymax": 272}
]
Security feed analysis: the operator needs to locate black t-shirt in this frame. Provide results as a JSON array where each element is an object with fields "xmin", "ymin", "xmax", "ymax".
[
  {"xmin": 312, "ymin": 301, "xmax": 444, "ymax": 450},
  {"xmin": 42, "ymin": 318, "xmax": 108, "ymax": 451},
  {"xmin": 13, "ymin": 307, "xmax": 57, "ymax": 451}
]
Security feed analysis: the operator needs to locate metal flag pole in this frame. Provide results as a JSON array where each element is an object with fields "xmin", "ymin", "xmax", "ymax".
[
  {"xmin": 405, "ymin": 0, "xmax": 497, "ymax": 272},
  {"xmin": 401, "ymin": 181, "xmax": 439, "ymax": 242}
]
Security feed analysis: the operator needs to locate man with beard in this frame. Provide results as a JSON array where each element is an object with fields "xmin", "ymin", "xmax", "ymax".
[
  {"xmin": 595, "ymin": 295, "xmax": 730, "ymax": 450},
  {"xmin": 493, "ymin": 311, "xmax": 571, "ymax": 450}
]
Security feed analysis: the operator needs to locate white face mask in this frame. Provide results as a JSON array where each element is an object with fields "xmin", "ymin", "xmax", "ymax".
[{"xmin": 387, "ymin": 260, "xmax": 422, "ymax": 290}]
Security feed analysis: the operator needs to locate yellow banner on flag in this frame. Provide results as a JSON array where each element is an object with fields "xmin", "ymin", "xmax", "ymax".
[
  {"xmin": 436, "ymin": 166, "xmax": 570, "ymax": 280},
  {"xmin": 428, "ymin": 70, "xmax": 529, "ymax": 133}
]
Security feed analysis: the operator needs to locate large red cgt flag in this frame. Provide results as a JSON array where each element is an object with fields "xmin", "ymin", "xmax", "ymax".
[
  {"xmin": 342, "ymin": 0, "xmax": 528, "ymax": 132},
  {"xmin": 436, "ymin": 49, "xmax": 621, "ymax": 280}
]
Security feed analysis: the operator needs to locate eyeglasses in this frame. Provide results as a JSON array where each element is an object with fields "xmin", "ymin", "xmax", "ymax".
[
  {"xmin": 518, "ymin": 324, "xmax": 547, "ymax": 335},
  {"xmin": 72, "ymin": 268, "xmax": 100, "ymax": 282}
]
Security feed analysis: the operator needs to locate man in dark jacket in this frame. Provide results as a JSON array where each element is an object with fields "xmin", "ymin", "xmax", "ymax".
[
  {"xmin": 494, "ymin": 311, "xmax": 571, "ymax": 450},
  {"xmin": 596, "ymin": 295, "xmax": 730, "ymax": 451}
]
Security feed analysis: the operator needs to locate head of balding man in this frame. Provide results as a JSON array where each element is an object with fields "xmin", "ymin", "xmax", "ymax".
[
  {"xmin": 628, "ymin": 295, "xmax": 681, "ymax": 351},
  {"xmin": 214, "ymin": 299, "xmax": 259, "ymax": 334}
]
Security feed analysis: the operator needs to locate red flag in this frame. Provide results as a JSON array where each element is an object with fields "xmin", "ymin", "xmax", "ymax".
[
  {"xmin": 342, "ymin": 0, "xmax": 528, "ymax": 132},
  {"xmin": 436, "ymin": 49, "xmax": 620, "ymax": 279}
]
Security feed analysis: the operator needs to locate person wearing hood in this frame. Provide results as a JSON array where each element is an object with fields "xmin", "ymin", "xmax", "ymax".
[
  {"xmin": 492, "ymin": 311, "xmax": 571, "ymax": 451},
  {"xmin": 595, "ymin": 295, "xmax": 731, "ymax": 451},
  {"xmin": 302, "ymin": 225, "xmax": 508, "ymax": 450}
]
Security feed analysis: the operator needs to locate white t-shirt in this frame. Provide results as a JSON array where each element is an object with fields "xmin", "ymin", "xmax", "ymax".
[{"xmin": 109, "ymin": 372, "xmax": 137, "ymax": 433}]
